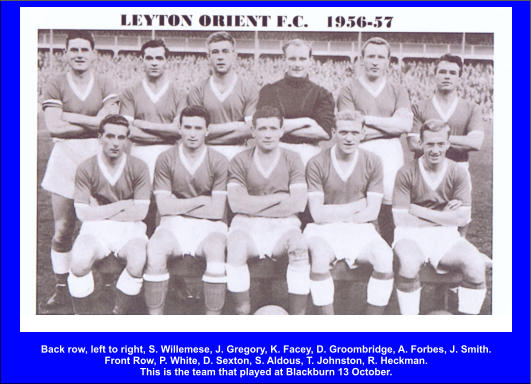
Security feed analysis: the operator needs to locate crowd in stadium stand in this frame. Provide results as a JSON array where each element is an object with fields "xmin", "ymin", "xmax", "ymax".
[{"xmin": 38, "ymin": 51, "xmax": 493, "ymax": 120}]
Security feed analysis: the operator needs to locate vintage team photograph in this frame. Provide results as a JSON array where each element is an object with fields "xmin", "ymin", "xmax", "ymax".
[{"xmin": 34, "ymin": 25, "xmax": 494, "ymax": 317}]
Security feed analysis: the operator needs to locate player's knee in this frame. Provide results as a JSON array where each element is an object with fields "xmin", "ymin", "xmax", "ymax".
[
  {"xmin": 287, "ymin": 232, "xmax": 309, "ymax": 267},
  {"xmin": 227, "ymin": 231, "xmax": 248, "ymax": 265},
  {"xmin": 146, "ymin": 230, "xmax": 173, "ymax": 273},
  {"xmin": 460, "ymin": 253, "xmax": 486, "ymax": 284},
  {"xmin": 309, "ymin": 241, "xmax": 332, "ymax": 275},
  {"xmin": 307, "ymin": 237, "xmax": 333, "ymax": 273},
  {"xmin": 125, "ymin": 240, "xmax": 148, "ymax": 278},
  {"xmin": 203, "ymin": 233, "xmax": 227, "ymax": 263},
  {"xmin": 70, "ymin": 236, "xmax": 96, "ymax": 275},
  {"xmin": 53, "ymin": 218, "xmax": 76, "ymax": 251},
  {"xmin": 370, "ymin": 240, "xmax": 393, "ymax": 273},
  {"xmin": 394, "ymin": 240, "xmax": 423, "ymax": 277}
]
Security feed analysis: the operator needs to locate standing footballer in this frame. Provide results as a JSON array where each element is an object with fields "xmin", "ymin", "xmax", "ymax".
[
  {"xmin": 68, "ymin": 115, "xmax": 151, "ymax": 315},
  {"xmin": 408, "ymin": 54, "xmax": 484, "ymax": 236},
  {"xmin": 120, "ymin": 39, "xmax": 182, "ymax": 181},
  {"xmin": 186, "ymin": 32, "xmax": 259, "ymax": 161},
  {"xmin": 143, "ymin": 106, "xmax": 229, "ymax": 315},
  {"xmin": 393, "ymin": 120, "xmax": 487, "ymax": 315},
  {"xmin": 257, "ymin": 39, "xmax": 335, "ymax": 165},
  {"xmin": 304, "ymin": 111, "xmax": 394, "ymax": 315},
  {"xmin": 226, "ymin": 106, "xmax": 310, "ymax": 315},
  {"xmin": 337, "ymin": 37, "xmax": 413, "ymax": 245},
  {"xmin": 40, "ymin": 31, "xmax": 119, "ymax": 313}
]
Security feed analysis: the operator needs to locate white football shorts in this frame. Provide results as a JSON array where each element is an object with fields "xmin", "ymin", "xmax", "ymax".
[
  {"xmin": 41, "ymin": 138, "xmax": 100, "ymax": 199},
  {"xmin": 304, "ymin": 222, "xmax": 382, "ymax": 268},
  {"xmin": 131, "ymin": 143, "xmax": 173, "ymax": 182},
  {"xmin": 77, "ymin": 220, "xmax": 148, "ymax": 257},
  {"xmin": 157, "ymin": 216, "xmax": 228, "ymax": 256},
  {"xmin": 393, "ymin": 226, "xmax": 468, "ymax": 273},
  {"xmin": 279, "ymin": 142, "xmax": 321, "ymax": 166},
  {"xmin": 229, "ymin": 214, "xmax": 301, "ymax": 258},
  {"xmin": 360, "ymin": 137, "xmax": 404, "ymax": 204}
]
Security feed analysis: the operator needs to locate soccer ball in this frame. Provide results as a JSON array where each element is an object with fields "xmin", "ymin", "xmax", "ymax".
[{"xmin": 254, "ymin": 305, "xmax": 289, "ymax": 315}]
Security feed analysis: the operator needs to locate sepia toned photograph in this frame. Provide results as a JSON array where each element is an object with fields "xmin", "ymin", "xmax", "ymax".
[{"xmin": 35, "ymin": 27, "xmax": 494, "ymax": 318}]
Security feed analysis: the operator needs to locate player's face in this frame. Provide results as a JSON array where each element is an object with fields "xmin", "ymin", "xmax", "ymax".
[
  {"xmin": 362, "ymin": 43, "xmax": 389, "ymax": 80},
  {"xmin": 66, "ymin": 38, "xmax": 95, "ymax": 73},
  {"xmin": 334, "ymin": 120, "xmax": 365, "ymax": 155},
  {"xmin": 421, "ymin": 129, "xmax": 450, "ymax": 165},
  {"xmin": 252, "ymin": 117, "xmax": 283, "ymax": 152},
  {"xmin": 284, "ymin": 44, "xmax": 311, "ymax": 78},
  {"xmin": 208, "ymin": 40, "xmax": 236, "ymax": 75},
  {"xmin": 180, "ymin": 116, "xmax": 208, "ymax": 150},
  {"xmin": 435, "ymin": 61, "xmax": 460, "ymax": 92},
  {"xmin": 100, "ymin": 124, "xmax": 129, "ymax": 159},
  {"xmin": 143, "ymin": 46, "xmax": 167, "ymax": 79}
]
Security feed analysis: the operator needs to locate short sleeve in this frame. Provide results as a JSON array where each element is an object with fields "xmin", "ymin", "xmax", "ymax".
[
  {"xmin": 243, "ymin": 81, "xmax": 259, "ymax": 118},
  {"xmin": 452, "ymin": 166, "xmax": 471, "ymax": 206},
  {"xmin": 395, "ymin": 85, "xmax": 412, "ymax": 111},
  {"xmin": 336, "ymin": 84, "xmax": 356, "ymax": 112},
  {"xmin": 467, "ymin": 103, "xmax": 484, "ymax": 133},
  {"xmin": 74, "ymin": 164, "xmax": 92, "ymax": 204},
  {"xmin": 211, "ymin": 153, "xmax": 229, "ymax": 193},
  {"xmin": 133, "ymin": 159, "xmax": 152, "ymax": 201},
  {"xmin": 186, "ymin": 84, "xmax": 204, "ymax": 107},
  {"xmin": 366, "ymin": 155, "xmax": 384, "ymax": 195},
  {"xmin": 153, "ymin": 152, "xmax": 173, "ymax": 194},
  {"xmin": 288, "ymin": 153, "xmax": 306, "ymax": 186},
  {"xmin": 41, "ymin": 76, "xmax": 64, "ymax": 110},
  {"xmin": 119, "ymin": 86, "xmax": 136, "ymax": 118},
  {"xmin": 228, "ymin": 154, "xmax": 248, "ymax": 188},
  {"xmin": 392, "ymin": 167, "xmax": 411, "ymax": 209},
  {"xmin": 305, "ymin": 157, "xmax": 324, "ymax": 194}
]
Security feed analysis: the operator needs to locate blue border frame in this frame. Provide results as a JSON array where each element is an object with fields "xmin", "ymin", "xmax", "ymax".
[{"xmin": 2, "ymin": 2, "xmax": 529, "ymax": 383}]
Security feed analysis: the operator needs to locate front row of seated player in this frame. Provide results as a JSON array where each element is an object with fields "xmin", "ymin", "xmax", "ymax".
[{"xmin": 67, "ymin": 106, "xmax": 487, "ymax": 315}]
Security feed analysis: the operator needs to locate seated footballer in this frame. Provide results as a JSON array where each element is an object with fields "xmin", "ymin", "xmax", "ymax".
[
  {"xmin": 304, "ymin": 110, "xmax": 394, "ymax": 315},
  {"xmin": 69, "ymin": 114, "xmax": 151, "ymax": 315},
  {"xmin": 226, "ymin": 106, "xmax": 310, "ymax": 315},
  {"xmin": 144, "ymin": 106, "xmax": 229, "ymax": 315},
  {"xmin": 392, "ymin": 119, "xmax": 487, "ymax": 315}
]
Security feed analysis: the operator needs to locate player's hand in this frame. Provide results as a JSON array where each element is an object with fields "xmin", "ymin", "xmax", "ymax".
[
  {"xmin": 88, "ymin": 196, "xmax": 99, "ymax": 206},
  {"xmin": 445, "ymin": 200, "xmax": 463, "ymax": 211}
]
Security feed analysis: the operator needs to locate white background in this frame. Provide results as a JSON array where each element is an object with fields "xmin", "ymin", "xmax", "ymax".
[{"xmin": 20, "ymin": 6, "xmax": 512, "ymax": 332}]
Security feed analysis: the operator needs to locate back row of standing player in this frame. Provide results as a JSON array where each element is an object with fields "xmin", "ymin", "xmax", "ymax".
[{"xmin": 40, "ymin": 31, "xmax": 487, "ymax": 315}]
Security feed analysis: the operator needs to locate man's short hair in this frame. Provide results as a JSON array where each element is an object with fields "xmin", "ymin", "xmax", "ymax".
[
  {"xmin": 206, "ymin": 31, "xmax": 236, "ymax": 49},
  {"xmin": 335, "ymin": 110, "xmax": 365, "ymax": 128},
  {"xmin": 436, "ymin": 53, "xmax": 463, "ymax": 76},
  {"xmin": 361, "ymin": 37, "xmax": 391, "ymax": 58},
  {"xmin": 252, "ymin": 106, "xmax": 284, "ymax": 128},
  {"xmin": 179, "ymin": 105, "xmax": 211, "ymax": 128},
  {"xmin": 419, "ymin": 119, "xmax": 450, "ymax": 141},
  {"xmin": 66, "ymin": 30, "xmax": 95, "ymax": 50},
  {"xmin": 99, "ymin": 114, "xmax": 130, "ymax": 136},
  {"xmin": 140, "ymin": 39, "xmax": 169, "ymax": 58},
  {"xmin": 282, "ymin": 39, "xmax": 312, "ymax": 57}
]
